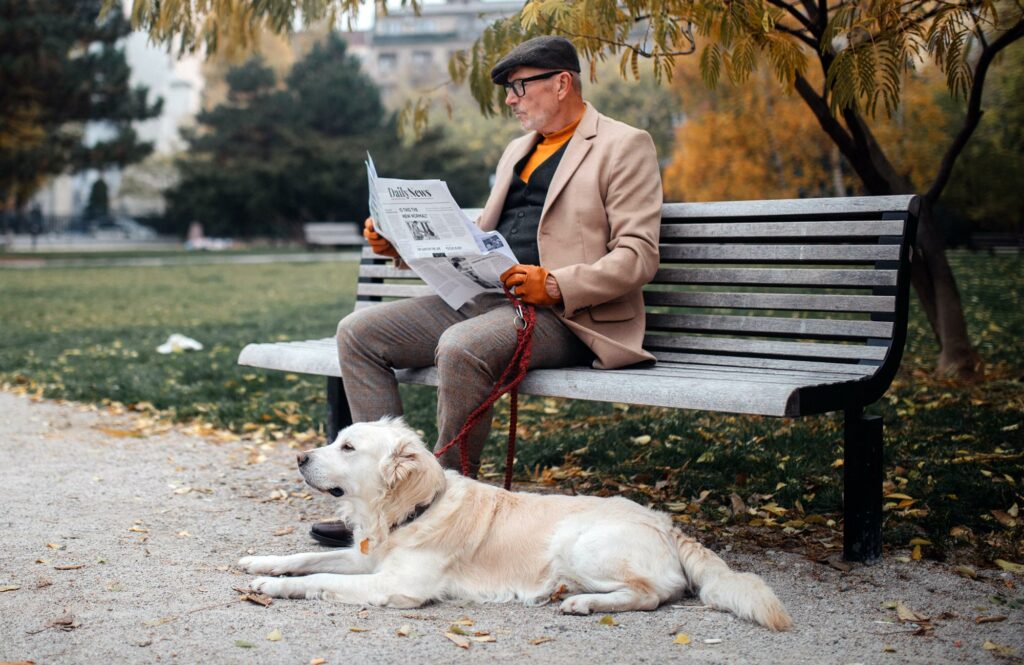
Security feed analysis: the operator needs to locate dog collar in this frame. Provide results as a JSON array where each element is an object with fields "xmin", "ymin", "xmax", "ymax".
[{"xmin": 390, "ymin": 491, "xmax": 440, "ymax": 533}]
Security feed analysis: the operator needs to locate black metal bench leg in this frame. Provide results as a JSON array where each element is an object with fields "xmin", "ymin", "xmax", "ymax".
[
  {"xmin": 326, "ymin": 376, "xmax": 353, "ymax": 446},
  {"xmin": 843, "ymin": 407, "xmax": 883, "ymax": 562}
]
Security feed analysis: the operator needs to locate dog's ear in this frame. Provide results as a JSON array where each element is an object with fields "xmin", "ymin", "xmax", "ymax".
[{"xmin": 382, "ymin": 438, "xmax": 420, "ymax": 488}]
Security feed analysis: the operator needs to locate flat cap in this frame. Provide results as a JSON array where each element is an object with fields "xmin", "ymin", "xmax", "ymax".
[{"xmin": 490, "ymin": 36, "xmax": 581, "ymax": 85}]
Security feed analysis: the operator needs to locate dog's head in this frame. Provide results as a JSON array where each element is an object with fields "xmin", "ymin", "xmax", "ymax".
[{"xmin": 297, "ymin": 418, "xmax": 446, "ymax": 532}]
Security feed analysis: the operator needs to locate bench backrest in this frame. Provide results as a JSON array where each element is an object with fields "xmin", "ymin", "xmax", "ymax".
[{"xmin": 356, "ymin": 195, "xmax": 919, "ymax": 414}]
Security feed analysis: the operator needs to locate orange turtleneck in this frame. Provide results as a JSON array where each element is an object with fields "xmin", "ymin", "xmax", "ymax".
[{"xmin": 519, "ymin": 113, "xmax": 583, "ymax": 183}]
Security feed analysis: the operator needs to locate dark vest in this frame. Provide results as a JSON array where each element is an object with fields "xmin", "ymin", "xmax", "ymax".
[{"xmin": 495, "ymin": 142, "xmax": 568, "ymax": 266}]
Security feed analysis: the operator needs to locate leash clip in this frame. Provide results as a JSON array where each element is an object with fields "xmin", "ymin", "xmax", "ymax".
[{"xmin": 508, "ymin": 285, "xmax": 527, "ymax": 330}]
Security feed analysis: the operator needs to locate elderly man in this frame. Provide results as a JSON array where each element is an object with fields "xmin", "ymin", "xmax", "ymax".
[{"xmin": 313, "ymin": 36, "xmax": 662, "ymax": 547}]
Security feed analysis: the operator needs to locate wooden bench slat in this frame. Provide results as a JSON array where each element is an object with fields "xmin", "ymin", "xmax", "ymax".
[
  {"xmin": 646, "ymin": 313, "xmax": 893, "ymax": 340},
  {"xmin": 643, "ymin": 334, "xmax": 888, "ymax": 361},
  {"xmin": 652, "ymin": 351, "xmax": 876, "ymax": 375},
  {"xmin": 660, "ymin": 195, "xmax": 916, "ymax": 218},
  {"xmin": 357, "ymin": 283, "xmax": 436, "ymax": 299},
  {"xmin": 360, "ymin": 265, "xmax": 426, "ymax": 280},
  {"xmin": 397, "ymin": 366, "xmax": 818, "ymax": 416},
  {"xmin": 643, "ymin": 290, "xmax": 896, "ymax": 313},
  {"xmin": 660, "ymin": 220, "xmax": 905, "ymax": 239},
  {"xmin": 659, "ymin": 244, "xmax": 901, "ymax": 262},
  {"xmin": 652, "ymin": 267, "xmax": 897, "ymax": 287}
]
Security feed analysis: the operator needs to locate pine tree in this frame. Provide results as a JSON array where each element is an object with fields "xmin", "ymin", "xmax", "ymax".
[{"xmin": 0, "ymin": 0, "xmax": 162, "ymax": 212}]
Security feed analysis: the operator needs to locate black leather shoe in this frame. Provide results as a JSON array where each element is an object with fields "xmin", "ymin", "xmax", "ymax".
[{"xmin": 310, "ymin": 521, "xmax": 354, "ymax": 548}]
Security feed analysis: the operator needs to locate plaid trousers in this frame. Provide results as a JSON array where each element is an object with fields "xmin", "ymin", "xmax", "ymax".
[{"xmin": 336, "ymin": 292, "xmax": 591, "ymax": 475}]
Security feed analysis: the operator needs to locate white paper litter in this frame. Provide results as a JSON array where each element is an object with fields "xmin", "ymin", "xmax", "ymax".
[{"xmin": 157, "ymin": 334, "xmax": 204, "ymax": 354}]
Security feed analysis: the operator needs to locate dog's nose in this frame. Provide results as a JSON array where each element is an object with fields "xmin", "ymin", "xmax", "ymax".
[{"xmin": 297, "ymin": 452, "xmax": 309, "ymax": 467}]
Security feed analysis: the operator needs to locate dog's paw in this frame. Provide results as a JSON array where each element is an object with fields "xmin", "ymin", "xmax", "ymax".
[
  {"xmin": 251, "ymin": 576, "xmax": 290, "ymax": 598},
  {"xmin": 559, "ymin": 595, "xmax": 595, "ymax": 615},
  {"xmin": 238, "ymin": 555, "xmax": 287, "ymax": 576}
]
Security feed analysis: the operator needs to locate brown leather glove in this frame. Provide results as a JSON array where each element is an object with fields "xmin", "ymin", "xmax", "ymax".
[
  {"xmin": 500, "ymin": 264, "xmax": 561, "ymax": 307},
  {"xmin": 363, "ymin": 218, "xmax": 399, "ymax": 259}
]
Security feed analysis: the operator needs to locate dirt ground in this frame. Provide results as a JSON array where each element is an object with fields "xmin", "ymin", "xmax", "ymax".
[{"xmin": 1, "ymin": 389, "xmax": 1022, "ymax": 664}]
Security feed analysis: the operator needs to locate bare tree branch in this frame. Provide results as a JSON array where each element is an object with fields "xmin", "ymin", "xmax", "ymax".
[
  {"xmin": 926, "ymin": 17, "xmax": 1024, "ymax": 203},
  {"xmin": 776, "ymin": 24, "xmax": 820, "ymax": 49},
  {"xmin": 767, "ymin": 0, "xmax": 816, "ymax": 32}
]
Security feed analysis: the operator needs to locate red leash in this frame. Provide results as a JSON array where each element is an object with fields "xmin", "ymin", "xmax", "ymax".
[{"xmin": 434, "ymin": 287, "xmax": 536, "ymax": 490}]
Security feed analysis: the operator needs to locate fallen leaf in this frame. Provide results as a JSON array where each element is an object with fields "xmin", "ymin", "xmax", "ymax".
[
  {"xmin": 0, "ymin": 585, "xmax": 20, "ymax": 592},
  {"xmin": 992, "ymin": 511, "xmax": 1017, "ymax": 528},
  {"xmin": 444, "ymin": 632, "xmax": 470, "ymax": 649},
  {"xmin": 469, "ymin": 635, "xmax": 496, "ymax": 643},
  {"xmin": 885, "ymin": 493, "xmax": 914, "ymax": 500},
  {"xmin": 983, "ymin": 641, "xmax": 1019, "ymax": 658},
  {"xmin": 954, "ymin": 565, "xmax": 977, "ymax": 579},
  {"xmin": 895, "ymin": 601, "xmax": 929, "ymax": 623},
  {"xmin": 994, "ymin": 559, "xmax": 1024, "ymax": 573},
  {"xmin": 549, "ymin": 584, "xmax": 569, "ymax": 602},
  {"xmin": 50, "ymin": 612, "xmax": 78, "ymax": 631},
  {"xmin": 273, "ymin": 527, "xmax": 295, "ymax": 537},
  {"xmin": 359, "ymin": 539, "xmax": 370, "ymax": 555},
  {"xmin": 908, "ymin": 538, "xmax": 932, "ymax": 546},
  {"xmin": 447, "ymin": 624, "xmax": 469, "ymax": 636},
  {"xmin": 529, "ymin": 636, "xmax": 555, "ymax": 645},
  {"xmin": 631, "ymin": 434, "xmax": 652, "ymax": 445},
  {"xmin": 451, "ymin": 615, "xmax": 474, "ymax": 626},
  {"xmin": 53, "ymin": 564, "xmax": 84, "ymax": 571},
  {"xmin": 267, "ymin": 628, "xmax": 282, "ymax": 641},
  {"xmin": 395, "ymin": 624, "xmax": 413, "ymax": 637},
  {"xmin": 234, "ymin": 640, "xmax": 255, "ymax": 649},
  {"xmin": 975, "ymin": 615, "xmax": 1007, "ymax": 624},
  {"xmin": 310, "ymin": 659, "xmax": 327, "ymax": 665},
  {"xmin": 597, "ymin": 615, "xmax": 619, "ymax": 626},
  {"xmin": 882, "ymin": 645, "xmax": 896, "ymax": 653},
  {"xmin": 673, "ymin": 633, "xmax": 691, "ymax": 645},
  {"xmin": 349, "ymin": 627, "xmax": 369, "ymax": 633},
  {"xmin": 234, "ymin": 587, "xmax": 273, "ymax": 607},
  {"xmin": 911, "ymin": 545, "xmax": 922, "ymax": 561},
  {"xmin": 46, "ymin": 543, "xmax": 64, "ymax": 550}
]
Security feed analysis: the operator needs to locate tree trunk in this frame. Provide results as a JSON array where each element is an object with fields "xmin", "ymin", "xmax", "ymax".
[
  {"xmin": 912, "ymin": 200, "xmax": 984, "ymax": 379},
  {"xmin": 793, "ymin": 73, "xmax": 984, "ymax": 382}
]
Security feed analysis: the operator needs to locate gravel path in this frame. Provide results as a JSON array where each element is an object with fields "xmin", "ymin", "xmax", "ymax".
[{"xmin": 1, "ymin": 390, "xmax": 1021, "ymax": 664}]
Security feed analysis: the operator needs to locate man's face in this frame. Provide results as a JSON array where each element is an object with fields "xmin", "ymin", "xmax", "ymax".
[{"xmin": 504, "ymin": 66, "xmax": 566, "ymax": 134}]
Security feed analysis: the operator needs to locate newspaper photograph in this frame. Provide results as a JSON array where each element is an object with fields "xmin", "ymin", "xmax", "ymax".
[{"xmin": 366, "ymin": 154, "xmax": 518, "ymax": 309}]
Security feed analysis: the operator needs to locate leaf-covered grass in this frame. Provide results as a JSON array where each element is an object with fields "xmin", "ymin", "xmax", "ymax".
[{"xmin": 1, "ymin": 252, "xmax": 1021, "ymax": 562}]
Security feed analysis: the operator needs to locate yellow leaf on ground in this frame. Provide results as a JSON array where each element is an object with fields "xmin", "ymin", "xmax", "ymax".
[
  {"xmin": 895, "ymin": 601, "xmax": 928, "ymax": 623},
  {"xmin": 529, "ymin": 636, "xmax": 555, "ymax": 645},
  {"xmin": 266, "ymin": 628, "xmax": 282, "ymax": 641},
  {"xmin": 597, "ymin": 615, "xmax": 619, "ymax": 626},
  {"xmin": 310, "ymin": 659, "xmax": 327, "ymax": 665},
  {"xmin": 994, "ymin": 559, "xmax": 1024, "ymax": 573},
  {"xmin": 911, "ymin": 545, "xmax": 922, "ymax": 560},
  {"xmin": 673, "ymin": 633, "xmax": 691, "ymax": 645},
  {"xmin": 444, "ymin": 632, "xmax": 470, "ymax": 649},
  {"xmin": 884, "ymin": 493, "xmax": 913, "ymax": 500}
]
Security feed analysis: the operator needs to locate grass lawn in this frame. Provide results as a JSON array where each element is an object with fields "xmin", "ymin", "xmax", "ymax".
[{"xmin": 1, "ymin": 253, "xmax": 1021, "ymax": 564}]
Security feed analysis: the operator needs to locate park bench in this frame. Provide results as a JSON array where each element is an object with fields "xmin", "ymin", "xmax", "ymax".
[
  {"xmin": 239, "ymin": 195, "xmax": 919, "ymax": 562},
  {"xmin": 303, "ymin": 222, "xmax": 362, "ymax": 248}
]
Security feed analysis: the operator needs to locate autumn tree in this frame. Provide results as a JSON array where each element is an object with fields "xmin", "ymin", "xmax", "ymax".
[{"xmin": 127, "ymin": 0, "xmax": 1023, "ymax": 379}]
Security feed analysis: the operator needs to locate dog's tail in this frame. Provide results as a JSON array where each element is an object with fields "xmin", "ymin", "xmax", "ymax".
[{"xmin": 673, "ymin": 528, "xmax": 792, "ymax": 631}]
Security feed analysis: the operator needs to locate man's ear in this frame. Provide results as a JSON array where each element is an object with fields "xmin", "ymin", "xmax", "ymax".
[{"xmin": 382, "ymin": 438, "xmax": 420, "ymax": 488}]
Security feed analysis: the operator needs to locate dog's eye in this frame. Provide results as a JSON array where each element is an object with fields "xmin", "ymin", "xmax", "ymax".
[{"xmin": 340, "ymin": 443, "xmax": 355, "ymax": 452}]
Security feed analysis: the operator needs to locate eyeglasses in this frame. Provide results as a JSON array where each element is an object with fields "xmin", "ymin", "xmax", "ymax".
[{"xmin": 502, "ymin": 70, "xmax": 565, "ymax": 97}]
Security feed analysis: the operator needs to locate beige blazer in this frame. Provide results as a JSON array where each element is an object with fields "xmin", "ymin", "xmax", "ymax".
[{"xmin": 477, "ymin": 102, "xmax": 663, "ymax": 369}]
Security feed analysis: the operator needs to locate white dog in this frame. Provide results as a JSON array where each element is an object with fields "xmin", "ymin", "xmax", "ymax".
[{"xmin": 239, "ymin": 418, "xmax": 792, "ymax": 630}]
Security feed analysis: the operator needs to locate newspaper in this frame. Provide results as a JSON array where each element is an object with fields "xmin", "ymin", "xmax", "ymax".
[{"xmin": 366, "ymin": 154, "xmax": 518, "ymax": 309}]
